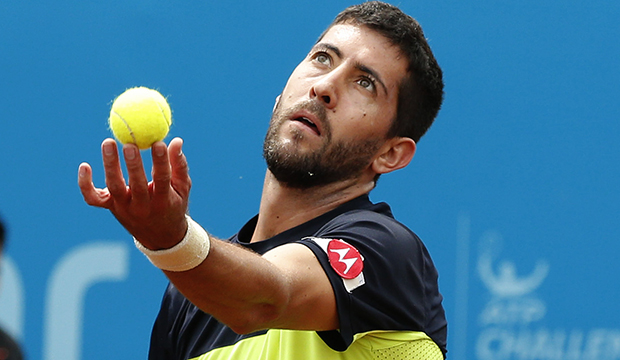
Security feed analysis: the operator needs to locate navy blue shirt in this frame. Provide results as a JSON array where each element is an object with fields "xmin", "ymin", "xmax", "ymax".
[{"xmin": 149, "ymin": 195, "xmax": 447, "ymax": 359}]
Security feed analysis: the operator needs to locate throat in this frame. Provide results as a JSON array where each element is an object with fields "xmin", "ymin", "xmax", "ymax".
[{"xmin": 252, "ymin": 172, "xmax": 375, "ymax": 243}]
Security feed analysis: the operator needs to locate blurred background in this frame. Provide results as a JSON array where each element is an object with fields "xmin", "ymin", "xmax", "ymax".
[{"xmin": 0, "ymin": 0, "xmax": 618, "ymax": 359}]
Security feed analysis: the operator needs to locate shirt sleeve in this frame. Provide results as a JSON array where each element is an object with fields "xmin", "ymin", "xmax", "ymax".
[{"xmin": 298, "ymin": 209, "xmax": 441, "ymax": 351}]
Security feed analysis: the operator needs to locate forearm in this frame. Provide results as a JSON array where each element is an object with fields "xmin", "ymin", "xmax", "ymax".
[{"xmin": 163, "ymin": 235, "xmax": 292, "ymax": 334}]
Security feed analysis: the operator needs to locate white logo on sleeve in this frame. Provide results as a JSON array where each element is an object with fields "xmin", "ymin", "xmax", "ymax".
[
  {"xmin": 329, "ymin": 247, "xmax": 358, "ymax": 276},
  {"xmin": 304, "ymin": 237, "xmax": 365, "ymax": 292}
]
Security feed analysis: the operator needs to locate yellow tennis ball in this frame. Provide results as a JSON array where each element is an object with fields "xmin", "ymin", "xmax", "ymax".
[{"xmin": 108, "ymin": 87, "xmax": 172, "ymax": 150}]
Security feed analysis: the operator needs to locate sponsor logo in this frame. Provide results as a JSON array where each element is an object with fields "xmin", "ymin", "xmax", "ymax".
[
  {"xmin": 327, "ymin": 239, "xmax": 364, "ymax": 279},
  {"xmin": 303, "ymin": 237, "xmax": 366, "ymax": 292}
]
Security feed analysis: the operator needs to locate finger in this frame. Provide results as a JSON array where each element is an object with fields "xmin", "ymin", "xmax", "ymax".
[
  {"xmin": 151, "ymin": 141, "xmax": 171, "ymax": 198},
  {"xmin": 122, "ymin": 143, "xmax": 150, "ymax": 203},
  {"xmin": 78, "ymin": 162, "xmax": 112, "ymax": 208},
  {"xmin": 169, "ymin": 137, "xmax": 192, "ymax": 198},
  {"xmin": 101, "ymin": 139, "xmax": 129, "ymax": 200}
]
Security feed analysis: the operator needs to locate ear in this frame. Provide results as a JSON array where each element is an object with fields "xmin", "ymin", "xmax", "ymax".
[
  {"xmin": 273, "ymin": 95, "xmax": 281, "ymax": 112},
  {"xmin": 371, "ymin": 137, "xmax": 416, "ymax": 175}
]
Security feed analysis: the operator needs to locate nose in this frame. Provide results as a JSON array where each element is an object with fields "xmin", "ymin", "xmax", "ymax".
[{"xmin": 309, "ymin": 71, "xmax": 339, "ymax": 109}]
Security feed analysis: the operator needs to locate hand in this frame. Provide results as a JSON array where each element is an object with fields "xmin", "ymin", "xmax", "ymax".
[{"xmin": 78, "ymin": 137, "xmax": 192, "ymax": 250}]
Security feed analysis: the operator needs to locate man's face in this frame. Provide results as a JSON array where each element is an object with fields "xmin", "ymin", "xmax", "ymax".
[{"xmin": 263, "ymin": 23, "xmax": 408, "ymax": 188}]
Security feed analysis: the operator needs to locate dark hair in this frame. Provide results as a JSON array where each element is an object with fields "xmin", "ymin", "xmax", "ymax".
[{"xmin": 322, "ymin": 1, "xmax": 444, "ymax": 142}]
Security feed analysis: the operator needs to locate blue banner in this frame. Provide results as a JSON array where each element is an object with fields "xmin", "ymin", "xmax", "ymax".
[{"xmin": 0, "ymin": 1, "xmax": 618, "ymax": 359}]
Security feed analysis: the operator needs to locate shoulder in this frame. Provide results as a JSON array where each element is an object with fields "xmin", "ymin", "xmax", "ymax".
[
  {"xmin": 320, "ymin": 203, "xmax": 423, "ymax": 251},
  {"xmin": 301, "ymin": 203, "xmax": 433, "ymax": 284},
  {"xmin": 302, "ymin": 202, "xmax": 438, "ymax": 289}
]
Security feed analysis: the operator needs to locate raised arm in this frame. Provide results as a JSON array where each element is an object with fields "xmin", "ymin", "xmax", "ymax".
[{"xmin": 77, "ymin": 138, "xmax": 337, "ymax": 334}]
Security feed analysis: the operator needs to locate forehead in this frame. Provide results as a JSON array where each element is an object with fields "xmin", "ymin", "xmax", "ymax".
[{"xmin": 318, "ymin": 23, "xmax": 408, "ymax": 90}]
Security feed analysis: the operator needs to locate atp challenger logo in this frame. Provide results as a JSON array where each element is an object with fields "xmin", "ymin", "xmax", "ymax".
[{"xmin": 475, "ymin": 230, "xmax": 620, "ymax": 360}]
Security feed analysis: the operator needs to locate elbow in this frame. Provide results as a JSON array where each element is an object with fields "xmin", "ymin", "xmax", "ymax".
[{"xmin": 227, "ymin": 302, "xmax": 285, "ymax": 335}]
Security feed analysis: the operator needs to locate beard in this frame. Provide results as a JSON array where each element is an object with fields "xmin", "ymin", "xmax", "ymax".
[{"xmin": 263, "ymin": 99, "xmax": 382, "ymax": 189}]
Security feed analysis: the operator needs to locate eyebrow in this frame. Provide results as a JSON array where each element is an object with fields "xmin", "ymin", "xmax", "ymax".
[
  {"xmin": 312, "ymin": 42, "xmax": 389, "ymax": 96},
  {"xmin": 356, "ymin": 62, "xmax": 388, "ymax": 96},
  {"xmin": 312, "ymin": 42, "xmax": 342, "ymax": 58}
]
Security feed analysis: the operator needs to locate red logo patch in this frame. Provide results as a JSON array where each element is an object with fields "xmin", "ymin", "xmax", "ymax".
[{"xmin": 327, "ymin": 239, "xmax": 364, "ymax": 279}]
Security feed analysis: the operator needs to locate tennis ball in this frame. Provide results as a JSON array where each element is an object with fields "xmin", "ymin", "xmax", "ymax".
[{"xmin": 108, "ymin": 87, "xmax": 172, "ymax": 150}]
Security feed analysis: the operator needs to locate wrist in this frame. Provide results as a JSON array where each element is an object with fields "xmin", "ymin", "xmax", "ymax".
[{"xmin": 134, "ymin": 215, "xmax": 211, "ymax": 272}]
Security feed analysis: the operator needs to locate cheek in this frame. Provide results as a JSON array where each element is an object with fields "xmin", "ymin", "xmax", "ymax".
[
  {"xmin": 281, "ymin": 66, "xmax": 316, "ymax": 98},
  {"xmin": 332, "ymin": 114, "xmax": 380, "ymax": 141},
  {"xmin": 345, "ymin": 105, "xmax": 394, "ymax": 138},
  {"xmin": 280, "ymin": 82, "xmax": 310, "ymax": 104}
]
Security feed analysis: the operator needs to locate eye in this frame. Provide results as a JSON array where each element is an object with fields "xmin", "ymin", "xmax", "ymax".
[
  {"xmin": 358, "ymin": 76, "xmax": 376, "ymax": 92},
  {"xmin": 314, "ymin": 52, "xmax": 331, "ymax": 66}
]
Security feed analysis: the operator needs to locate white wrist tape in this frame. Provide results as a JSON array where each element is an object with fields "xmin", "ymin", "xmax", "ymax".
[{"xmin": 134, "ymin": 215, "xmax": 211, "ymax": 272}]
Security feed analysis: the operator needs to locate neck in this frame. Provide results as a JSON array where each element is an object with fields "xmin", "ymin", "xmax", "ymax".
[{"xmin": 250, "ymin": 171, "xmax": 375, "ymax": 243}]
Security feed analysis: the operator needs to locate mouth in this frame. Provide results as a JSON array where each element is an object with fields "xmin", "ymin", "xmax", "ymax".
[{"xmin": 294, "ymin": 116, "xmax": 320, "ymax": 134}]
